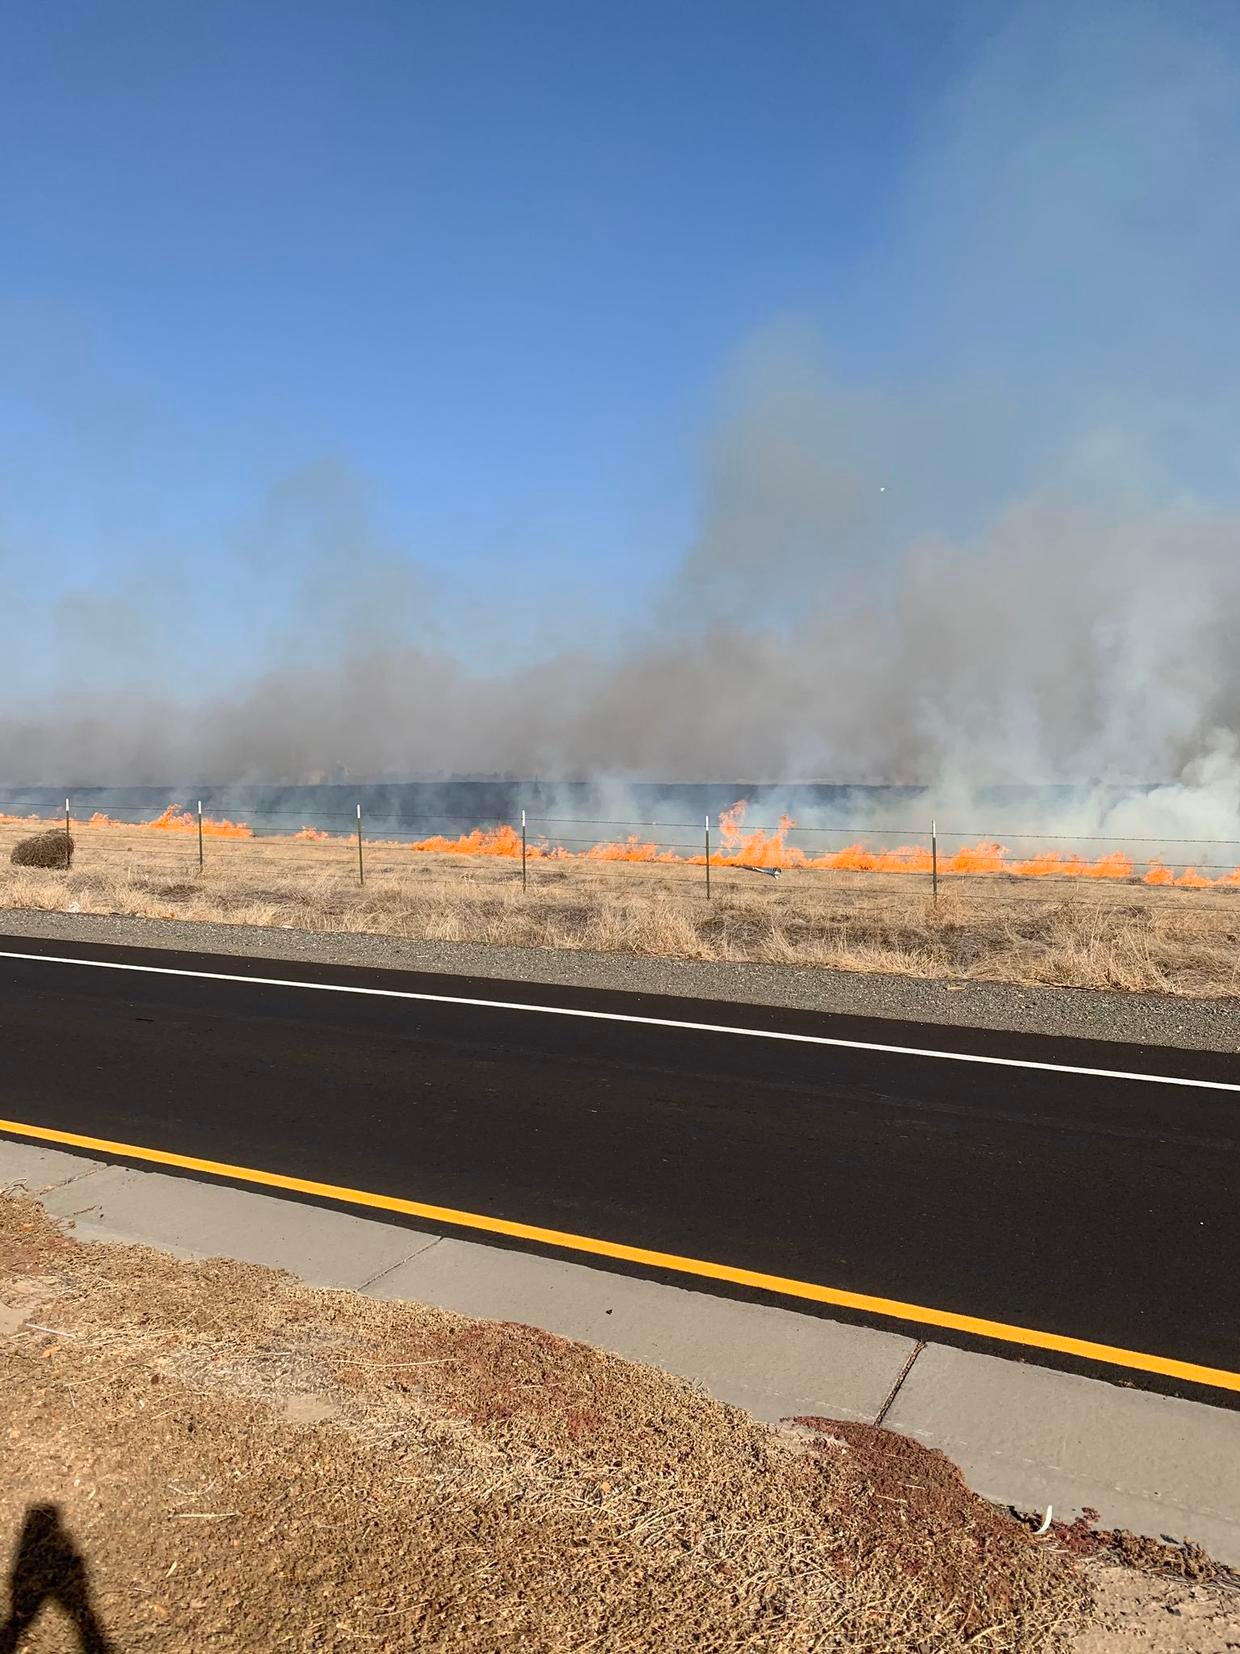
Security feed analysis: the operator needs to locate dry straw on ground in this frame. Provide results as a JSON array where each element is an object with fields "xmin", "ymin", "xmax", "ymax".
[
  {"xmin": 2, "ymin": 818, "xmax": 1238, "ymax": 995},
  {"xmin": 0, "ymin": 1192, "xmax": 1091, "ymax": 1651}
]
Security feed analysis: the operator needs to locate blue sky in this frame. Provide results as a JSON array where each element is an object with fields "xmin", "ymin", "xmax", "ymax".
[{"xmin": 3, "ymin": 0, "xmax": 1239, "ymax": 707}]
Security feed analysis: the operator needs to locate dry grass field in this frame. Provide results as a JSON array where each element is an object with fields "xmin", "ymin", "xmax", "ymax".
[{"xmin": 3, "ymin": 816, "xmax": 1238, "ymax": 996}]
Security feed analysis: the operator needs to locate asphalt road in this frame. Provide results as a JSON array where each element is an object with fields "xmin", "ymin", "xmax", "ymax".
[{"xmin": 1, "ymin": 935, "xmax": 1238, "ymax": 1396}]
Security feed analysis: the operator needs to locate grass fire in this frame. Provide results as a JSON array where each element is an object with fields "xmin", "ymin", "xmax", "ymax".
[
  {"xmin": 1, "ymin": 804, "xmax": 1237, "ymax": 998},
  {"xmin": 17, "ymin": 798, "xmax": 1225, "ymax": 886}
]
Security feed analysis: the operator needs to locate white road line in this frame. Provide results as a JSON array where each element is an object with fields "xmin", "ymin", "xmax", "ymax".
[{"xmin": 1, "ymin": 946, "xmax": 1238, "ymax": 1093}]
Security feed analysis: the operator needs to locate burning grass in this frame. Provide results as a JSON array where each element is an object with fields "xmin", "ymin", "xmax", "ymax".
[
  {"xmin": 416, "ymin": 802, "xmax": 1240, "ymax": 888},
  {"xmin": 1, "ymin": 818, "xmax": 1238, "ymax": 996},
  {"xmin": 0, "ymin": 1191, "xmax": 1091, "ymax": 1650}
]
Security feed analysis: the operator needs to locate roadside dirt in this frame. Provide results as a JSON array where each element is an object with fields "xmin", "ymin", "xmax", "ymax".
[
  {"xmin": 0, "ymin": 1191, "xmax": 1089, "ymax": 1652},
  {"xmin": 1074, "ymin": 1566, "xmax": 1240, "ymax": 1651},
  {"xmin": 3, "ymin": 1192, "xmax": 1236, "ymax": 1651}
]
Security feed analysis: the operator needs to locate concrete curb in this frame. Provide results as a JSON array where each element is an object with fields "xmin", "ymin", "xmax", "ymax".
[{"xmin": 4, "ymin": 1136, "xmax": 1238, "ymax": 1566}]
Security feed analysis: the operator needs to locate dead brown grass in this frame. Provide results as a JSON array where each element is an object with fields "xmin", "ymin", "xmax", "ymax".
[
  {"xmin": 2, "ymin": 819, "xmax": 1239, "ymax": 996},
  {"xmin": 0, "ymin": 1191, "xmax": 1089, "ymax": 1651}
]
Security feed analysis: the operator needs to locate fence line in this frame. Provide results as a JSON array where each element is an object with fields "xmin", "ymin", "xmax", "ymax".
[
  {"xmin": 6, "ymin": 795, "xmax": 1240, "ymax": 845},
  {"xmin": 3, "ymin": 795, "xmax": 1240, "ymax": 904},
  {"xmin": 7, "ymin": 798, "xmax": 1240, "ymax": 858}
]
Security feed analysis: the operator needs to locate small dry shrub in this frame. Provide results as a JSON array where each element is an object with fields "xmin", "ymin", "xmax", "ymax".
[{"xmin": 9, "ymin": 828, "xmax": 74, "ymax": 869}]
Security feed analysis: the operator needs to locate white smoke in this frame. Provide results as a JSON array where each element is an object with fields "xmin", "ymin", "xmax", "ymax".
[
  {"xmin": 2, "ymin": 0, "xmax": 1239, "ymax": 853},
  {"xmin": 3, "ymin": 478, "xmax": 1238, "ymax": 839}
]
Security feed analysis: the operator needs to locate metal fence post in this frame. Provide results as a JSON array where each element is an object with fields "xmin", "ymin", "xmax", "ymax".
[
  {"xmin": 705, "ymin": 813, "xmax": 711, "ymax": 899},
  {"xmin": 521, "ymin": 809, "xmax": 527, "ymax": 891},
  {"xmin": 931, "ymin": 818, "xmax": 938, "ymax": 903},
  {"xmin": 65, "ymin": 796, "xmax": 72, "ymax": 870},
  {"xmin": 197, "ymin": 800, "xmax": 204, "ymax": 873},
  {"xmin": 356, "ymin": 803, "xmax": 365, "ymax": 885}
]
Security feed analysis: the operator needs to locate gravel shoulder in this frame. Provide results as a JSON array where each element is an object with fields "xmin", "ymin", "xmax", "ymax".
[{"xmin": 2, "ymin": 906, "xmax": 1237, "ymax": 1053}]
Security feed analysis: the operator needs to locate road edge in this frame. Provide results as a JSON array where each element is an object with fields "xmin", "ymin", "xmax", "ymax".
[
  {"xmin": 2, "ymin": 906, "xmax": 1238, "ymax": 1052},
  {"xmin": 3, "ymin": 1135, "xmax": 1238, "ymax": 1569}
]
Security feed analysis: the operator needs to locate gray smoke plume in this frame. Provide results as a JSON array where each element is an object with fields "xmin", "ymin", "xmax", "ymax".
[
  {"xmin": 3, "ymin": 381, "xmax": 1240, "ymax": 851},
  {"xmin": 3, "ymin": 0, "xmax": 1239, "ymax": 846},
  {"xmin": 3, "ymin": 350, "xmax": 1239, "ymax": 849},
  {"xmin": 4, "ymin": 474, "xmax": 1238, "ymax": 837}
]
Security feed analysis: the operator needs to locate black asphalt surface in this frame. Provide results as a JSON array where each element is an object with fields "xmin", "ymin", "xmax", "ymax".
[{"xmin": 1, "ymin": 935, "xmax": 1238, "ymax": 1399}]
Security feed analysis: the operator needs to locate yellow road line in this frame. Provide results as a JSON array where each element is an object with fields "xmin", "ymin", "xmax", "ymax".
[{"xmin": 3, "ymin": 1113, "xmax": 1239, "ymax": 1396}]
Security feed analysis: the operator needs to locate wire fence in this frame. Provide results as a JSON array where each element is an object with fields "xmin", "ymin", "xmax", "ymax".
[{"xmin": 2, "ymin": 793, "xmax": 1239, "ymax": 906}]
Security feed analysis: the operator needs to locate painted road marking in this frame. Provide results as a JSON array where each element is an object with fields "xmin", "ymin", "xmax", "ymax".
[
  {"xmin": 2, "ymin": 947, "xmax": 1238, "ymax": 1092},
  {"xmin": 1, "ymin": 1112, "xmax": 1238, "ymax": 1394}
]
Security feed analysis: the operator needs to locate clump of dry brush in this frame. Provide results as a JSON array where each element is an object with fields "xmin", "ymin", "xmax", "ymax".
[{"xmin": 9, "ymin": 828, "xmax": 74, "ymax": 870}]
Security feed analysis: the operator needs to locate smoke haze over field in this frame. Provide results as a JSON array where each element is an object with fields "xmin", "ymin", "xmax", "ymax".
[
  {"xmin": 2, "ymin": 1, "xmax": 1239, "ymax": 842},
  {"xmin": 4, "ymin": 480, "xmax": 1239, "ymax": 845}
]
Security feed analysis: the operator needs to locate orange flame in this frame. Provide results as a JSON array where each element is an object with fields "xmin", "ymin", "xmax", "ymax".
[
  {"xmin": 396, "ymin": 800, "xmax": 1240, "ymax": 886},
  {"xmin": 1143, "ymin": 860, "xmax": 1239, "ymax": 888},
  {"xmin": 1005, "ymin": 849, "xmax": 1135, "ymax": 879},
  {"xmin": 411, "ymin": 824, "xmax": 533, "ymax": 859},
  {"xmin": 585, "ymin": 836, "xmax": 684, "ymax": 864},
  {"xmin": 145, "ymin": 805, "xmax": 253, "ymax": 838},
  {"xmin": 70, "ymin": 805, "xmax": 254, "ymax": 838}
]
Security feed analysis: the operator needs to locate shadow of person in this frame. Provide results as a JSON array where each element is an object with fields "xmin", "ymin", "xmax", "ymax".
[{"xmin": 0, "ymin": 1503, "xmax": 113, "ymax": 1653}]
